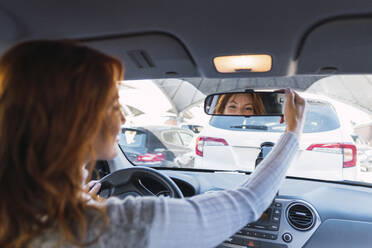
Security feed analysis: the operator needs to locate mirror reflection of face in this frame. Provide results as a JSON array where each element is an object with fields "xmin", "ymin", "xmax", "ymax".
[{"xmin": 223, "ymin": 93, "xmax": 254, "ymax": 115}]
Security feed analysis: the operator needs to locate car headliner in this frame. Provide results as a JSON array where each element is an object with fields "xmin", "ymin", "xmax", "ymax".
[{"xmin": 1, "ymin": 0, "xmax": 372, "ymax": 80}]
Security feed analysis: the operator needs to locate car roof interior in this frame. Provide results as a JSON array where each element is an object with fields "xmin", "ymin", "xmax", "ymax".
[
  {"xmin": 1, "ymin": 0, "xmax": 372, "ymax": 81},
  {"xmin": 4, "ymin": 3, "xmax": 372, "ymax": 247}
]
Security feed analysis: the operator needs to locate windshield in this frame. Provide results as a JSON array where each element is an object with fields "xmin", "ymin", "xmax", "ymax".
[
  {"xmin": 118, "ymin": 75, "xmax": 372, "ymax": 185},
  {"xmin": 120, "ymin": 129, "xmax": 147, "ymax": 148}
]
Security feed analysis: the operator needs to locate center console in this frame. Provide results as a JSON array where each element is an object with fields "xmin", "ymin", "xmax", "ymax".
[{"xmin": 217, "ymin": 198, "xmax": 320, "ymax": 248}]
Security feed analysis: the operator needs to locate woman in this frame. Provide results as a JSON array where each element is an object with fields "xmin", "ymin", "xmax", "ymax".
[
  {"xmin": 0, "ymin": 40, "xmax": 305, "ymax": 248},
  {"xmin": 215, "ymin": 92, "xmax": 266, "ymax": 115}
]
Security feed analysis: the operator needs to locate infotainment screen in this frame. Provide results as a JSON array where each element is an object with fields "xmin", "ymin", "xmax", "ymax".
[
  {"xmin": 222, "ymin": 201, "xmax": 282, "ymax": 247},
  {"xmin": 257, "ymin": 207, "xmax": 272, "ymax": 224},
  {"xmin": 245, "ymin": 201, "xmax": 281, "ymax": 232}
]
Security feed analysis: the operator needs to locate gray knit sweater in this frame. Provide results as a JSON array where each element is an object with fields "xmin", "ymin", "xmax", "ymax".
[{"xmin": 30, "ymin": 132, "xmax": 298, "ymax": 248}]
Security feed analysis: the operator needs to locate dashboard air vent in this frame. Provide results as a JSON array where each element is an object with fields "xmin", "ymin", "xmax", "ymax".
[{"xmin": 287, "ymin": 203, "xmax": 315, "ymax": 231}]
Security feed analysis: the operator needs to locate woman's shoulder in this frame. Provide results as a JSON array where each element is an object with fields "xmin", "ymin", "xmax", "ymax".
[
  {"xmin": 84, "ymin": 196, "xmax": 157, "ymax": 247},
  {"xmin": 29, "ymin": 197, "xmax": 157, "ymax": 248}
]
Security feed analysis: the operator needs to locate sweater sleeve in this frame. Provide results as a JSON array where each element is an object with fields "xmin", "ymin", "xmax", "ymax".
[{"xmin": 101, "ymin": 132, "xmax": 298, "ymax": 248}]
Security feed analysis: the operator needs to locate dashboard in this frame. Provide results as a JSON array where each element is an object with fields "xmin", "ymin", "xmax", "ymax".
[
  {"xmin": 154, "ymin": 169, "xmax": 372, "ymax": 248},
  {"xmin": 107, "ymin": 156, "xmax": 372, "ymax": 247}
]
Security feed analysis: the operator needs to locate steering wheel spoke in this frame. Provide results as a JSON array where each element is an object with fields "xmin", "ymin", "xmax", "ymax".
[{"xmin": 135, "ymin": 180, "xmax": 156, "ymax": 196}]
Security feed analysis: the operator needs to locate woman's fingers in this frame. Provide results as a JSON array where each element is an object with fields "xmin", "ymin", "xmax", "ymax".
[
  {"xmin": 293, "ymin": 90, "xmax": 306, "ymax": 107},
  {"xmin": 87, "ymin": 180, "xmax": 99, "ymax": 188},
  {"xmin": 271, "ymin": 88, "xmax": 306, "ymax": 136},
  {"xmin": 89, "ymin": 182, "xmax": 101, "ymax": 195},
  {"xmin": 284, "ymin": 88, "xmax": 306, "ymax": 138},
  {"xmin": 84, "ymin": 180, "xmax": 101, "ymax": 195}
]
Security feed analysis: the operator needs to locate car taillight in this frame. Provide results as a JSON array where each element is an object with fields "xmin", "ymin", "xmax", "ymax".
[
  {"xmin": 342, "ymin": 144, "xmax": 358, "ymax": 168},
  {"xmin": 195, "ymin": 136, "xmax": 228, "ymax": 157},
  {"xmin": 306, "ymin": 143, "xmax": 357, "ymax": 168},
  {"xmin": 136, "ymin": 153, "xmax": 165, "ymax": 162}
]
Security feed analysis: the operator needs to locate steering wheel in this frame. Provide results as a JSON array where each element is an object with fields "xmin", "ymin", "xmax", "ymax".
[{"xmin": 98, "ymin": 166, "xmax": 184, "ymax": 199}]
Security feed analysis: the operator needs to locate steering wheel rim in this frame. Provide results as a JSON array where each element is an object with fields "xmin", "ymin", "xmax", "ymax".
[{"xmin": 98, "ymin": 166, "xmax": 184, "ymax": 199}]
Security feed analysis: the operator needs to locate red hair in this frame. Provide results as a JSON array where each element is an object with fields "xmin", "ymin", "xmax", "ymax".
[{"xmin": 0, "ymin": 40, "xmax": 123, "ymax": 247}]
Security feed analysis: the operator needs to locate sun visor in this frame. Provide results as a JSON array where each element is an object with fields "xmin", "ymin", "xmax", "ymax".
[
  {"xmin": 0, "ymin": 8, "xmax": 21, "ymax": 41},
  {"xmin": 296, "ymin": 18, "xmax": 372, "ymax": 74},
  {"xmin": 83, "ymin": 33, "xmax": 198, "ymax": 80}
]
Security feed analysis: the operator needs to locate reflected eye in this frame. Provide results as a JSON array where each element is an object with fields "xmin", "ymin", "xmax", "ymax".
[
  {"xmin": 245, "ymin": 107, "xmax": 253, "ymax": 111},
  {"xmin": 228, "ymin": 105, "xmax": 237, "ymax": 109}
]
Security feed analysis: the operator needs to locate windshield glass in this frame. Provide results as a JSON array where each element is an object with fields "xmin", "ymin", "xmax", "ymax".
[
  {"xmin": 118, "ymin": 75, "xmax": 372, "ymax": 185},
  {"xmin": 120, "ymin": 129, "xmax": 147, "ymax": 148}
]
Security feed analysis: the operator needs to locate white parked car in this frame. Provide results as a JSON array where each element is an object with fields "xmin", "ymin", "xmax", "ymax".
[
  {"xmin": 195, "ymin": 93, "xmax": 358, "ymax": 181},
  {"xmin": 351, "ymin": 133, "xmax": 372, "ymax": 172}
]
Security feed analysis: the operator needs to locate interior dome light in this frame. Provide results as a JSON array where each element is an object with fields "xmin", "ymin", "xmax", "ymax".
[{"xmin": 213, "ymin": 54, "xmax": 272, "ymax": 73}]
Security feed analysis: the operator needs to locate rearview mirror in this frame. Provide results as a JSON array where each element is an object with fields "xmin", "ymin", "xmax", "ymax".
[{"xmin": 204, "ymin": 90, "xmax": 285, "ymax": 116}]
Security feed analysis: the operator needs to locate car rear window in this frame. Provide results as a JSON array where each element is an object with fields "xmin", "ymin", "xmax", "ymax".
[
  {"xmin": 162, "ymin": 131, "xmax": 183, "ymax": 146},
  {"xmin": 120, "ymin": 129, "xmax": 147, "ymax": 147},
  {"xmin": 209, "ymin": 101, "xmax": 341, "ymax": 133},
  {"xmin": 179, "ymin": 132, "xmax": 194, "ymax": 147}
]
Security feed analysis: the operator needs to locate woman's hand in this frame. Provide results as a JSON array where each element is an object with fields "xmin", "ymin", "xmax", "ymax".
[
  {"xmin": 281, "ymin": 88, "xmax": 306, "ymax": 139},
  {"xmin": 84, "ymin": 180, "xmax": 101, "ymax": 196}
]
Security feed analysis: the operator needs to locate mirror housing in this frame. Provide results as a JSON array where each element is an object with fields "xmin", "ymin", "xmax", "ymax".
[{"xmin": 204, "ymin": 90, "xmax": 285, "ymax": 116}]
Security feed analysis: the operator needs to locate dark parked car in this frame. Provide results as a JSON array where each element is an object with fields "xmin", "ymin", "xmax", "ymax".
[{"xmin": 119, "ymin": 125, "xmax": 195, "ymax": 168}]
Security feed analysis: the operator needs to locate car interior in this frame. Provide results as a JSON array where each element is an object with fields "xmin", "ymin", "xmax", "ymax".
[{"xmin": 3, "ymin": 0, "xmax": 372, "ymax": 247}]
